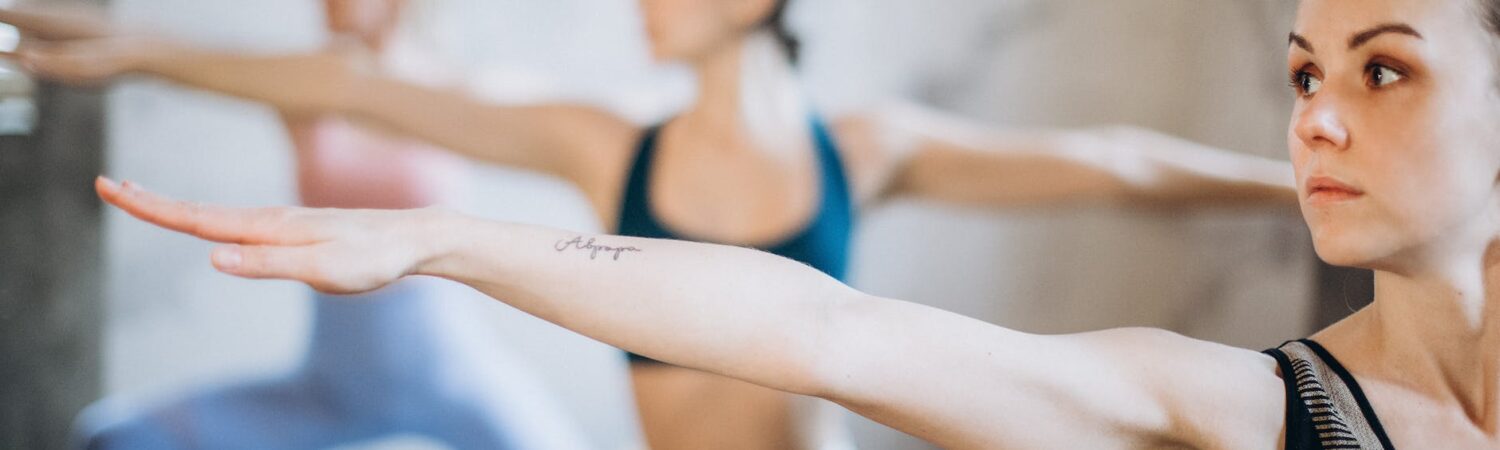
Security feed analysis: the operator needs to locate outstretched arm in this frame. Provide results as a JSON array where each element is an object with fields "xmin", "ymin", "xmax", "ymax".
[
  {"xmin": 845, "ymin": 103, "xmax": 1297, "ymax": 210},
  {"xmin": 96, "ymin": 177, "xmax": 1286, "ymax": 449},
  {"xmin": 0, "ymin": 7, "xmax": 637, "ymax": 184}
]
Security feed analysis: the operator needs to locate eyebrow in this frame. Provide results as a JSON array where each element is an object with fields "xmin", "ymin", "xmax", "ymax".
[
  {"xmin": 1288, "ymin": 32, "xmax": 1314, "ymax": 53},
  {"xmin": 1287, "ymin": 23, "xmax": 1424, "ymax": 55},
  {"xmin": 1349, "ymin": 23, "xmax": 1423, "ymax": 49}
]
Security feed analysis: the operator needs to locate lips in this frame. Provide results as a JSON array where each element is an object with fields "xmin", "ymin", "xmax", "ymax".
[{"xmin": 1305, "ymin": 175, "xmax": 1365, "ymax": 203}]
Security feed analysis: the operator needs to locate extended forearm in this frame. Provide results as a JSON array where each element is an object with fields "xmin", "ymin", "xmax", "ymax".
[
  {"xmin": 414, "ymin": 213, "xmax": 849, "ymax": 395},
  {"xmin": 345, "ymin": 76, "xmax": 576, "ymax": 173},
  {"xmin": 1096, "ymin": 128, "xmax": 1297, "ymax": 208},
  {"xmin": 131, "ymin": 43, "xmax": 595, "ymax": 174},
  {"xmin": 131, "ymin": 41, "xmax": 359, "ymax": 114},
  {"xmin": 880, "ymin": 104, "xmax": 1298, "ymax": 210}
]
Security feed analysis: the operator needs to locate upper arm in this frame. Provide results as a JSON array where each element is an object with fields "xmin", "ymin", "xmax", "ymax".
[
  {"xmin": 457, "ymin": 101, "xmax": 641, "ymax": 185},
  {"xmin": 132, "ymin": 44, "xmax": 642, "ymax": 207},
  {"xmin": 352, "ymin": 77, "xmax": 639, "ymax": 179},
  {"xmin": 814, "ymin": 295, "xmax": 1285, "ymax": 449},
  {"xmin": 830, "ymin": 113, "xmax": 908, "ymax": 206}
]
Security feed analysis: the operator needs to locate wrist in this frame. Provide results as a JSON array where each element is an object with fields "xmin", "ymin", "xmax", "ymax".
[
  {"xmin": 121, "ymin": 36, "xmax": 181, "ymax": 74},
  {"xmin": 409, "ymin": 207, "xmax": 467, "ymax": 278}
]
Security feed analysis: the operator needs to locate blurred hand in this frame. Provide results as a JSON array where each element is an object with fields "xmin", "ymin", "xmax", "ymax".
[
  {"xmin": 0, "ymin": 5, "xmax": 119, "ymax": 41},
  {"xmin": 4, "ymin": 36, "xmax": 160, "ymax": 86},
  {"xmin": 96, "ymin": 176, "xmax": 445, "ymax": 294},
  {"xmin": 0, "ymin": 5, "xmax": 161, "ymax": 86}
]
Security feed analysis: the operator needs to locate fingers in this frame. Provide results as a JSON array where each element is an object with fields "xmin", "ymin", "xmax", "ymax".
[
  {"xmin": 96, "ymin": 176, "xmax": 323, "ymax": 246},
  {"xmin": 3, "ymin": 44, "xmax": 67, "ymax": 79},
  {"xmin": 3, "ymin": 40, "xmax": 122, "ymax": 85},
  {"xmin": 3, "ymin": 42, "xmax": 82, "ymax": 83},
  {"xmin": 0, "ymin": 8, "xmax": 61, "ymax": 34},
  {"xmin": 95, "ymin": 176, "xmax": 399, "ymax": 295},
  {"xmin": 211, "ymin": 244, "xmax": 318, "ymax": 280},
  {"xmin": 0, "ymin": 6, "xmax": 116, "ymax": 41}
]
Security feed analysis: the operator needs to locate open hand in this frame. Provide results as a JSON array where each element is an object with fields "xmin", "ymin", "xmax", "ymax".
[
  {"xmin": 96, "ymin": 176, "xmax": 445, "ymax": 294},
  {"xmin": 3, "ymin": 36, "xmax": 160, "ymax": 85},
  {"xmin": 0, "ymin": 5, "xmax": 119, "ymax": 41},
  {"xmin": 0, "ymin": 6, "xmax": 161, "ymax": 85}
]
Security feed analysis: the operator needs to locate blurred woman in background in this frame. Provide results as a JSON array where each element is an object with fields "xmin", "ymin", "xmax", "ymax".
[
  {"xmin": 0, "ymin": 1, "xmax": 587, "ymax": 449},
  {"xmin": 4, "ymin": 0, "xmax": 1297, "ymax": 448}
]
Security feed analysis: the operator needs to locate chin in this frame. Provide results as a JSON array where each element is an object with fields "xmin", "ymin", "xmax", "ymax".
[
  {"xmin": 1311, "ymin": 242, "xmax": 1376, "ymax": 269},
  {"xmin": 1309, "ymin": 224, "xmax": 1410, "ymax": 271}
]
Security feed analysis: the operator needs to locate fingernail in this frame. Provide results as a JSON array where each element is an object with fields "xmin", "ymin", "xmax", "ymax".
[
  {"xmin": 96, "ymin": 176, "xmax": 118, "ymax": 190},
  {"xmin": 213, "ymin": 246, "xmax": 242, "ymax": 270}
]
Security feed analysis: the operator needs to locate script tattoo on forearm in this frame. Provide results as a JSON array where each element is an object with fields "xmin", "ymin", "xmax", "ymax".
[{"xmin": 553, "ymin": 236, "xmax": 643, "ymax": 261}]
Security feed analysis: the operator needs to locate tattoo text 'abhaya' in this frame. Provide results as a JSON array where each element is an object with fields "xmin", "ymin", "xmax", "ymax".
[{"xmin": 554, "ymin": 236, "xmax": 642, "ymax": 261}]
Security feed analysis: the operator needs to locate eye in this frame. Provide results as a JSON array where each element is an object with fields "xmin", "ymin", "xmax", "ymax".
[
  {"xmin": 1290, "ymin": 70, "xmax": 1322, "ymax": 97},
  {"xmin": 1367, "ymin": 64, "xmax": 1404, "ymax": 88}
]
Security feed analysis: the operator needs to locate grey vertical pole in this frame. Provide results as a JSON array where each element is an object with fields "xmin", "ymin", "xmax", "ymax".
[{"xmin": 0, "ymin": 3, "xmax": 107, "ymax": 446}]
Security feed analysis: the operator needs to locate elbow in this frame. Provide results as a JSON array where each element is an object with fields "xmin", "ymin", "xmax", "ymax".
[
  {"xmin": 800, "ymin": 288, "xmax": 882, "ymax": 402},
  {"xmin": 329, "ymin": 65, "xmax": 386, "ymax": 116}
]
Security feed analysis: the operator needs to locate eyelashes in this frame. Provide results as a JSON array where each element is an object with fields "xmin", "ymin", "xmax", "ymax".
[
  {"xmin": 1288, "ymin": 66, "xmax": 1321, "ymax": 97},
  {"xmin": 1286, "ymin": 61, "xmax": 1408, "ymax": 98}
]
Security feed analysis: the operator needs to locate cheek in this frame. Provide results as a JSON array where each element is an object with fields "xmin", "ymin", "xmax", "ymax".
[
  {"xmin": 1288, "ymin": 130, "xmax": 1308, "ymax": 181},
  {"xmin": 1360, "ymin": 117, "xmax": 1494, "ymax": 252},
  {"xmin": 324, "ymin": 1, "xmax": 348, "ymax": 28},
  {"xmin": 1405, "ymin": 88, "xmax": 1500, "ymax": 227}
]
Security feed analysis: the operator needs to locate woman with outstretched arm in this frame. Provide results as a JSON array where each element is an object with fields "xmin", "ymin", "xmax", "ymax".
[
  {"xmin": 86, "ymin": 0, "xmax": 1500, "ymax": 446},
  {"xmin": 94, "ymin": 176, "xmax": 1281, "ymax": 449},
  {"xmin": 0, "ymin": 3, "xmax": 1299, "ymax": 447}
]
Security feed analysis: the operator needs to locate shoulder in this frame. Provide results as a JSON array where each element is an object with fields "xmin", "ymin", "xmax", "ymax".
[
  {"xmin": 550, "ymin": 107, "xmax": 646, "ymax": 225},
  {"xmin": 545, "ymin": 103, "xmax": 642, "ymax": 154},
  {"xmin": 829, "ymin": 105, "xmax": 924, "ymax": 204},
  {"xmin": 1093, "ymin": 328, "xmax": 1287, "ymax": 449},
  {"xmin": 829, "ymin": 102, "xmax": 932, "ymax": 161}
]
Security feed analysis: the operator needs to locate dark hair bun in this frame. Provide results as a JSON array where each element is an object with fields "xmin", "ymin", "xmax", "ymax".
[{"xmin": 764, "ymin": 0, "xmax": 800, "ymax": 65}]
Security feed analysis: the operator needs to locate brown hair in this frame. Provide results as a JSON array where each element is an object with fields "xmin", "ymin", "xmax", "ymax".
[
  {"xmin": 1481, "ymin": 0, "xmax": 1500, "ymax": 89},
  {"xmin": 1484, "ymin": 0, "xmax": 1500, "ymax": 36},
  {"xmin": 763, "ymin": 0, "xmax": 800, "ymax": 65}
]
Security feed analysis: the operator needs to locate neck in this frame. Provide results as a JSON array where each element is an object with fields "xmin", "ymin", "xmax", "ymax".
[
  {"xmin": 679, "ymin": 31, "xmax": 808, "ymax": 155},
  {"xmin": 1366, "ymin": 237, "xmax": 1500, "ymax": 430},
  {"xmin": 360, "ymin": 29, "xmax": 395, "ymax": 53},
  {"xmin": 328, "ymin": 23, "xmax": 397, "ymax": 53}
]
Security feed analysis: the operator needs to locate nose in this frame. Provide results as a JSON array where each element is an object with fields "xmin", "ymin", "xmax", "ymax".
[{"xmin": 1294, "ymin": 97, "xmax": 1350, "ymax": 153}]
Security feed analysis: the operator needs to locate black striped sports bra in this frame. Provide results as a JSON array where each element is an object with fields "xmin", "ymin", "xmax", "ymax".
[{"xmin": 1264, "ymin": 340, "xmax": 1395, "ymax": 450}]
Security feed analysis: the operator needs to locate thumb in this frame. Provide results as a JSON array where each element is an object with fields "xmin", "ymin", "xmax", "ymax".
[
  {"xmin": 12, "ymin": 44, "xmax": 74, "ymax": 75},
  {"xmin": 211, "ymin": 244, "xmax": 395, "ymax": 295},
  {"xmin": 212, "ymin": 244, "xmax": 323, "ymax": 282}
]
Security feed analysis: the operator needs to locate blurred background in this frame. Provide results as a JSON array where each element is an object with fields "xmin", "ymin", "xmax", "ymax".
[{"xmin": 1, "ymin": 0, "xmax": 1364, "ymax": 449}]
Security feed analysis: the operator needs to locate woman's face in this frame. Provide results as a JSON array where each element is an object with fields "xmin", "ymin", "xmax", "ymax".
[
  {"xmin": 638, "ymin": 0, "xmax": 771, "ymax": 62},
  {"xmin": 1289, "ymin": 0, "xmax": 1500, "ymax": 272},
  {"xmin": 324, "ymin": 0, "xmax": 405, "ymax": 41}
]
